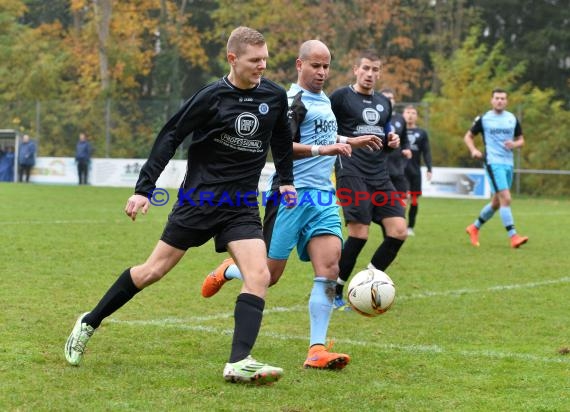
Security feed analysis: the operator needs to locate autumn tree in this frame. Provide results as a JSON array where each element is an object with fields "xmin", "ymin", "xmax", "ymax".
[
  {"xmin": 210, "ymin": 0, "xmax": 426, "ymax": 99},
  {"xmin": 425, "ymin": 28, "xmax": 570, "ymax": 195}
]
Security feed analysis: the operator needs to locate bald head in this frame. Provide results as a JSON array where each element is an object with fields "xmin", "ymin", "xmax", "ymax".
[
  {"xmin": 299, "ymin": 40, "xmax": 330, "ymax": 60},
  {"xmin": 296, "ymin": 40, "xmax": 331, "ymax": 93}
]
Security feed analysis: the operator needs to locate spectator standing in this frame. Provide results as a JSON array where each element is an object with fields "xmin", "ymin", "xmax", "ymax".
[
  {"xmin": 76, "ymin": 133, "xmax": 93, "ymax": 185},
  {"xmin": 18, "ymin": 134, "xmax": 36, "ymax": 183}
]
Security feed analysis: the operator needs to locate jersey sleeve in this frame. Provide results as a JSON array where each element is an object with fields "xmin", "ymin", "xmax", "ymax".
[
  {"xmin": 514, "ymin": 117, "xmax": 523, "ymax": 138},
  {"xmin": 271, "ymin": 91, "xmax": 294, "ymax": 186},
  {"xmin": 288, "ymin": 90, "xmax": 306, "ymax": 144},
  {"xmin": 420, "ymin": 130, "xmax": 432, "ymax": 172},
  {"xmin": 469, "ymin": 115, "xmax": 483, "ymax": 136},
  {"xmin": 134, "ymin": 89, "xmax": 213, "ymax": 196},
  {"xmin": 400, "ymin": 121, "xmax": 410, "ymax": 150}
]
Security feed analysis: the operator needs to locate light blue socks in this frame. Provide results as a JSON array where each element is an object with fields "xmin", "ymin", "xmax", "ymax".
[{"xmin": 308, "ymin": 277, "xmax": 335, "ymax": 346}]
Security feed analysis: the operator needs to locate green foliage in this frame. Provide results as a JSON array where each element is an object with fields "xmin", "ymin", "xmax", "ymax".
[
  {"xmin": 425, "ymin": 28, "xmax": 570, "ymax": 195},
  {"xmin": 2, "ymin": 184, "xmax": 570, "ymax": 411},
  {"xmin": 0, "ymin": 0, "xmax": 569, "ymax": 172},
  {"xmin": 425, "ymin": 29, "xmax": 525, "ymax": 167},
  {"xmin": 476, "ymin": 0, "xmax": 570, "ymax": 106}
]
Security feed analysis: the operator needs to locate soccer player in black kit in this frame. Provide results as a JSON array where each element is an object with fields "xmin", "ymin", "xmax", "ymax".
[
  {"xmin": 64, "ymin": 26, "xmax": 296, "ymax": 385},
  {"xmin": 329, "ymin": 50, "xmax": 407, "ymax": 310},
  {"xmin": 382, "ymin": 88, "xmax": 412, "ymax": 205},
  {"xmin": 403, "ymin": 105, "xmax": 432, "ymax": 236}
]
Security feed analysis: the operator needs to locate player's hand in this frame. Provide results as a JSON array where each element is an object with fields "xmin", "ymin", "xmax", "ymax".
[
  {"xmin": 470, "ymin": 148, "xmax": 483, "ymax": 159},
  {"xmin": 279, "ymin": 185, "xmax": 297, "ymax": 208},
  {"xmin": 426, "ymin": 171, "xmax": 433, "ymax": 181},
  {"xmin": 349, "ymin": 135, "xmax": 383, "ymax": 151},
  {"xmin": 321, "ymin": 143, "xmax": 352, "ymax": 157},
  {"xmin": 125, "ymin": 194, "xmax": 150, "ymax": 221},
  {"xmin": 402, "ymin": 148, "xmax": 412, "ymax": 159},
  {"xmin": 504, "ymin": 140, "xmax": 516, "ymax": 150},
  {"xmin": 387, "ymin": 132, "xmax": 400, "ymax": 148}
]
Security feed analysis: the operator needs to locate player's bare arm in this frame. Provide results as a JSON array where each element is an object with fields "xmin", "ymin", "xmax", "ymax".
[
  {"xmin": 125, "ymin": 194, "xmax": 150, "ymax": 221},
  {"xmin": 292, "ymin": 142, "xmax": 352, "ymax": 158},
  {"xmin": 505, "ymin": 134, "xmax": 525, "ymax": 150},
  {"xmin": 279, "ymin": 185, "xmax": 297, "ymax": 208},
  {"xmin": 464, "ymin": 130, "xmax": 482, "ymax": 158},
  {"xmin": 387, "ymin": 132, "xmax": 400, "ymax": 149},
  {"xmin": 342, "ymin": 134, "xmax": 382, "ymax": 151}
]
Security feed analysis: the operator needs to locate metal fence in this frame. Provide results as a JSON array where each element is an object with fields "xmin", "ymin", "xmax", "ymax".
[{"xmin": 2, "ymin": 99, "xmax": 569, "ymax": 195}]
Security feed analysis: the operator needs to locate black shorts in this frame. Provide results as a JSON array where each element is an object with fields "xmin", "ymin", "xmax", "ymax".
[
  {"xmin": 389, "ymin": 174, "xmax": 409, "ymax": 194},
  {"xmin": 336, "ymin": 175, "xmax": 406, "ymax": 225},
  {"xmin": 405, "ymin": 170, "xmax": 422, "ymax": 194},
  {"xmin": 160, "ymin": 204, "xmax": 263, "ymax": 252}
]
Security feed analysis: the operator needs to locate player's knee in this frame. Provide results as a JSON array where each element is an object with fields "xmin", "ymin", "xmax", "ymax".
[{"xmin": 132, "ymin": 265, "xmax": 167, "ymax": 288}]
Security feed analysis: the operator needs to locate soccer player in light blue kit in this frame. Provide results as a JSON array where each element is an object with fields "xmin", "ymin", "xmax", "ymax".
[
  {"xmin": 201, "ymin": 40, "xmax": 382, "ymax": 369},
  {"xmin": 464, "ymin": 88, "xmax": 528, "ymax": 248}
]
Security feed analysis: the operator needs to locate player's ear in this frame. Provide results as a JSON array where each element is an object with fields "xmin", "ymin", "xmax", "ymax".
[{"xmin": 227, "ymin": 52, "xmax": 237, "ymax": 66}]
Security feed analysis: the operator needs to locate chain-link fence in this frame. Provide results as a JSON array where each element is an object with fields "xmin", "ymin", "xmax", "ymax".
[{"xmin": 2, "ymin": 99, "xmax": 568, "ymax": 195}]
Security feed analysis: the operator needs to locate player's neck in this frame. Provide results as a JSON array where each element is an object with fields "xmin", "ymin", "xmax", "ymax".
[
  {"xmin": 351, "ymin": 84, "xmax": 373, "ymax": 96},
  {"xmin": 227, "ymin": 73, "xmax": 258, "ymax": 90}
]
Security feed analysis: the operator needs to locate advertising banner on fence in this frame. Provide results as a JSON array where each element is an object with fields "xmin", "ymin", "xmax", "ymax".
[
  {"xmin": 421, "ymin": 166, "xmax": 490, "ymax": 199},
  {"xmin": 26, "ymin": 158, "xmax": 490, "ymax": 199}
]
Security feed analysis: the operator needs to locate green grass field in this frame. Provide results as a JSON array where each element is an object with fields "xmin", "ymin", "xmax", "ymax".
[{"xmin": 1, "ymin": 183, "xmax": 569, "ymax": 411}]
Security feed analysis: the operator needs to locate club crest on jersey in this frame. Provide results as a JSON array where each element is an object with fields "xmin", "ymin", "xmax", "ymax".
[
  {"xmin": 235, "ymin": 112, "xmax": 260, "ymax": 137},
  {"xmin": 258, "ymin": 103, "xmax": 269, "ymax": 115},
  {"xmin": 362, "ymin": 108, "xmax": 380, "ymax": 126}
]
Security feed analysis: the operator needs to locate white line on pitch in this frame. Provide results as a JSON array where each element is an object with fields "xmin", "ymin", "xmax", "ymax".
[
  {"xmin": 108, "ymin": 318, "xmax": 569, "ymax": 364},
  {"xmin": 397, "ymin": 276, "xmax": 570, "ymax": 301},
  {"xmin": 110, "ymin": 277, "xmax": 570, "ymax": 324}
]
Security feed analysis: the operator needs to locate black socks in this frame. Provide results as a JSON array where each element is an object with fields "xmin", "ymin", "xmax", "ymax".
[
  {"xmin": 370, "ymin": 237, "xmax": 405, "ymax": 271},
  {"xmin": 337, "ymin": 237, "xmax": 367, "ymax": 296},
  {"xmin": 83, "ymin": 268, "xmax": 140, "ymax": 329},
  {"xmin": 230, "ymin": 293, "xmax": 265, "ymax": 363}
]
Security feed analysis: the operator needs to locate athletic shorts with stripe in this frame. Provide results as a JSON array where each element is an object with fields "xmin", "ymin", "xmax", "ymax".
[
  {"xmin": 263, "ymin": 188, "xmax": 343, "ymax": 262},
  {"xmin": 336, "ymin": 175, "xmax": 406, "ymax": 225},
  {"xmin": 161, "ymin": 204, "xmax": 263, "ymax": 252},
  {"xmin": 485, "ymin": 163, "xmax": 513, "ymax": 193}
]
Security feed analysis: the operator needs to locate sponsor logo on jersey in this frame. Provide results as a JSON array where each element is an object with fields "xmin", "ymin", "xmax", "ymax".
[
  {"xmin": 362, "ymin": 108, "xmax": 380, "ymax": 125},
  {"xmin": 217, "ymin": 134, "xmax": 262, "ymax": 150},
  {"xmin": 356, "ymin": 125, "xmax": 385, "ymax": 135},
  {"xmin": 235, "ymin": 112, "xmax": 260, "ymax": 137}
]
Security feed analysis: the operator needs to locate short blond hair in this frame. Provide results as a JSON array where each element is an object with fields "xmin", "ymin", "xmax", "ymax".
[{"xmin": 227, "ymin": 26, "xmax": 266, "ymax": 56}]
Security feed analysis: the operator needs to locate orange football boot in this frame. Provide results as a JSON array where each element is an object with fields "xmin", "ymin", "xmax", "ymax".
[{"xmin": 201, "ymin": 258, "xmax": 234, "ymax": 298}]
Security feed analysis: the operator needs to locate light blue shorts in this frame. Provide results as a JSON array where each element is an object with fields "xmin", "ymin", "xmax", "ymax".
[
  {"xmin": 268, "ymin": 188, "xmax": 343, "ymax": 262},
  {"xmin": 485, "ymin": 163, "xmax": 513, "ymax": 193}
]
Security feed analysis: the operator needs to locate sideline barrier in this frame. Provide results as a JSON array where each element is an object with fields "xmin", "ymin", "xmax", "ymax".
[{"xmin": 24, "ymin": 157, "xmax": 491, "ymax": 199}]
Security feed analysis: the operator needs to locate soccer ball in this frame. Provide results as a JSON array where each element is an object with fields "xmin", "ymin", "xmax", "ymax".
[{"xmin": 347, "ymin": 268, "xmax": 396, "ymax": 317}]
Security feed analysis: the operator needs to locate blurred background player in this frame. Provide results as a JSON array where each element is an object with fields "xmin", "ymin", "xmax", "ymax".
[
  {"xmin": 329, "ymin": 50, "xmax": 405, "ymax": 310},
  {"xmin": 403, "ymin": 105, "xmax": 432, "ymax": 236},
  {"xmin": 382, "ymin": 88, "xmax": 412, "ymax": 209},
  {"xmin": 201, "ymin": 40, "xmax": 381, "ymax": 369},
  {"xmin": 464, "ymin": 88, "xmax": 528, "ymax": 248}
]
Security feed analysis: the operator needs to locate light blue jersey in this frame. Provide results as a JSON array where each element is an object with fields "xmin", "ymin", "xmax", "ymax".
[
  {"xmin": 470, "ymin": 110, "xmax": 522, "ymax": 166},
  {"xmin": 267, "ymin": 83, "xmax": 338, "ymax": 191}
]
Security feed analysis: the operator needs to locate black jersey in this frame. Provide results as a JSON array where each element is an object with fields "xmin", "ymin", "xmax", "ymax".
[
  {"xmin": 404, "ymin": 127, "xmax": 432, "ymax": 176},
  {"xmin": 135, "ymin": 76, "xmax": 294, "ymax": 203},
  {"xmin": 330, "ymin": 86, "xmax": 392, "ymax": 180},
  {"xmin": 387, "ymin": 112, "xmax": 409, "ymax": 177}
]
